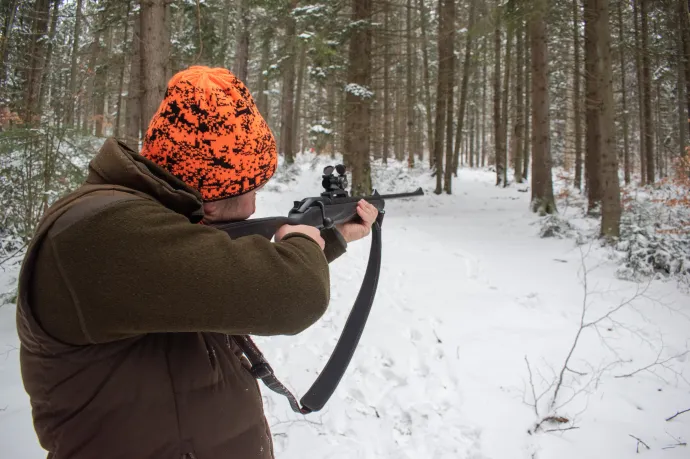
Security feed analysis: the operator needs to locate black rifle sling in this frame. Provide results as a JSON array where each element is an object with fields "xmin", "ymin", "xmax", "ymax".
[{"xmin": 235, "ymin": 213, "xmax": 384, "ymax": 414}]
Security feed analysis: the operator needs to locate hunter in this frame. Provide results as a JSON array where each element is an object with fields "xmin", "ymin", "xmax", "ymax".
[{"xmin": 16, "ymin": 66, "xmax": 378, "ymax": 459}]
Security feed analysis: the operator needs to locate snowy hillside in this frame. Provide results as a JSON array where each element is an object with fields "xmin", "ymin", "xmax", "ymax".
[{"xmin": 1, "ymin": 153, "xmax": 689, "ymax": 459}]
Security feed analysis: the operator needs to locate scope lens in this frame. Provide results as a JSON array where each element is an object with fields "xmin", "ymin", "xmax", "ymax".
[
  {"xmin": 323, "ymin": 166, "xmax": 334, "ymax": 175},
  {"xmin": 335, "ymin": 164, "xmax": 346, "ymax": 175}
]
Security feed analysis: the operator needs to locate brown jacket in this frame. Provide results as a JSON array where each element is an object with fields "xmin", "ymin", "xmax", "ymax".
[{"xmin": 16, "ymin": 138, "xmax": 346, "ymax": 459}]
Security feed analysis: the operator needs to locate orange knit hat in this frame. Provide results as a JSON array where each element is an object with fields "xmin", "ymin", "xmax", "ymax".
[{"xmin": 141, "ymin": 66, "xmax": 278, "ymax": 201}]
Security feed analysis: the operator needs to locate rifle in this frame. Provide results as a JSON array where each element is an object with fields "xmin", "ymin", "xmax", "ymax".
[
  {"xmin": 211, "ymin": 164, "xmax": 423, "ymax": 414},
  {"xmin": 212, "ymin": 164, "xmax": 424, "ymax": 239}
]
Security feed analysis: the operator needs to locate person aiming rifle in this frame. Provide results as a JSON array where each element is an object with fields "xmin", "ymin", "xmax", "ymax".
[{"xmin": 15, "ymin": 66, "xmax": 420, "ymax": 459}]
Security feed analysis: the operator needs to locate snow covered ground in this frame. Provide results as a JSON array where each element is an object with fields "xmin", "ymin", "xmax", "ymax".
[{"xmin": 1, "ymin": 152, "xmax": 689, "ymax": 459}]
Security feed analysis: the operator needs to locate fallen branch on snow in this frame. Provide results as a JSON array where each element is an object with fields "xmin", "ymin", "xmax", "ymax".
[
  {"xmin": 629, "ymin": 434, "xmax": 651, "ymax": 453},
  {"xmin": 666, "ymin": 408, "xmax": 690, "ymax": 422},
  {"xmin": 615, "ymin": 349, "xmax": 689, "ymax": 379}
]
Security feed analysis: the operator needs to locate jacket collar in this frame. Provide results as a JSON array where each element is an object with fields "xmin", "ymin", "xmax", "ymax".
[{"xmin": 86, "ymin": 137, "xmax": 204, "ymax": 222}]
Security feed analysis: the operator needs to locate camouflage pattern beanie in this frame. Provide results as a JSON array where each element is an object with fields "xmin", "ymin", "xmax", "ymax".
[{"xmin": 141, "ymin": 66, "xmax": 278, "ymax": 201}]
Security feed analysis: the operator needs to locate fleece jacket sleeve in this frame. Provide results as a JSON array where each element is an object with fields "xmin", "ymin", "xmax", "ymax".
[{"xmin": 36, "ymin": 199, "xmax": 332, "ymax": 345}]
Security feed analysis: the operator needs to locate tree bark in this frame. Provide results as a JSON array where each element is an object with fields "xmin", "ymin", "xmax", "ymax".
[
  {"xmin": 418, "ymin": 0, "xmax": 434, "ymax": 168},
  {"xmin": 573, "ymin": 0, "xmax": 583, "ymax": 189},
  {"xmin": 616, "ymin": 0, "xmax": 630, "ymax": 185},
  {"xmin": 256, "ymin": 28, "xmax": 272, "ymax": 117},
  {"xmin": 529, "ymin": 0, "xmax": 556, "ymax": 214},
  {"xmin": 125, "ymin": 13, "xmax": 142, "ymax": 149},
  {"xmin": 681, "ymin": 0, "xmax": 690, "ymax": 156},
  {"xmin": 585, "ymin": 0, "xmax": 602, "ymax": 211},
  {"xmin": 514, "ymin": 14, "xmax": 525, "ymax": 183},
  {"xmin": 641, "ymin": 0, "xmax": 654, "ymax": 184},
  {"xmin": 280, "ymin": 0, "xmax": 298, "ymax": 164},
  {"xmin": 523, "ymin": 22, "xmax": 531, "ymax": 180},
  {"xmin": 494, "ymin": 11, "xmax": 503, "ymax": 185},
  {"xmin": 94, "ymin": 25, "xmax": 112, "ymax": 138},
  {"xmin": 23, "ymin": 0, "xmax": 51, "ymax": 124},
  {"xmin": 140, "ymin": 0, "xmax": 170, "ymax": 130},
  {"xmin": 501, "ymin": 16, "xmax": 512, "ymax": 187},
  {"xmin": 0, "ymin": 0, "xmax": 18, "ymax": 88},
  {"xmin": 66, "ymin": 0, "xmax": 83, "ymax": 126},
  {"xmin": 382, "ymin": 2, "xmax": 390, "ymax": 163},
  {"xmin": 442, "ymin": 0, "xmax": 455, "ymax": 194},
  {"xmin": 38, "ymin": 0, "xmax": 59, "ymax": 115},
  {"xmin": 406, "ymin": 0, "xmax": 415, "ymax": 167},
  {"xmin": 598, "ymin": 0, "xmax": 621, "ymax": 239},
  {"xmin": 345, "ymin": 0, "xmax": 373, "ymax": 195},
  {"xmin": 83, "ymin": 26, "xmax": 102, "ymax": 135},
  {"xmin": 433, "ymin": 0, "xmax": 451, "ymax": 194},
  {"xmin": 633, "ymin": 0, "xmax": 646, "ymax": 184},
  {"xmin": 234, "ymin": 0, "xmax": 250, "ymax": 82},
  {"xmin": 115, "ymin": 1, "xmax": 132, "ymax": 138},
  {"xmin": 678, "ymin": 0, "xmax": 688, "ymax": 159},
  {"xmin": 453, "ymin": 0, "xmax": 476, "ymax": 175},
  {"xmin": 293, "ymin": 42, "xmax": 307, "ymax": 154},
  {"xmin": 482, "ymin": 37, "xmax": 488, "ymax": 168}
]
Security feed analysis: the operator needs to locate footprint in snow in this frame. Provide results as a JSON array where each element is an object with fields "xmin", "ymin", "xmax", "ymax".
[{"xmin": 409, "ymin": 329, "xmax": 423, "ymax": 342}]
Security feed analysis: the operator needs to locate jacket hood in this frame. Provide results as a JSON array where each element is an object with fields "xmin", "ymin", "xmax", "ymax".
[{"xmin": 86, "ymin": 137, "xmax": 204, "ymax": 222}]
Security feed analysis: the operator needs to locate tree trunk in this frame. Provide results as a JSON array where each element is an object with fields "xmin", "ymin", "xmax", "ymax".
[
  {"xmin": 218, "ymin": 0, "xmax": 233, "ymax": 67},
  {"xmin": 0, "ymin": 0, "xmax": 18, "ymax": 88},
  {"xmin": 514, "ymin": 14, "xmax": 525, "ymax": 183},
  {"xmin": 345, "ymin": 0, "xmax": 373, "ymax": 195},
  {"xmin": 494, "ymin": 12, "xmax": 503, "ymax": 186},
  {"xmin": 66, "ymin": 0, "xmax": 83, "ymax": 126},
  {"xmin": 573, "ymin": 0, "xmax": 583, "ymax": 189},
  {"xmin": 585, "ymin": 0, "xmax": 602, "ymax": 211},
  {"xmin": 678, "ymin": 0, "xmax": 690, "ymax": 156},
  {"xmin": 678, "ymin": 0, "xmax": 688, "ymax": 159},
  {"xmin": 406, "ymin": 0, "xmax": 415, "ymax": 168},
  {"xmin": 382, "ymin": 3, "xmax": 390, "ymax": 163},
  {"xmin": 442, "ymin": 0, "xmax": 455, "ymax": 194},
  {"xmin": 140, "ymin": 0, "xmax": 170, "ymax": 130},
  {"xmin": 125, "ymin": 13, "xmax": 142, "ymax": 149},
  {"xmin": 501, "ymin": 17, "xmax": 512, "ymax": 187},
  {"xmin": 633, "ymin": 0, "xmax": 646, "ymax": 184},
  {"xmin": 418, "ymin": 0, "xmax": 434, "ymax": 168},
  {"xmin": 234, "ymin": 0, "xmax": 250, "ymax": 82},
  {"xmin": 597, "ymin": 0, "xmax": 621, "ymax": 239},
  {"xmin": 83, "ymin": 27, "xmax": 102, "ymax": 135},
  {"xmin": 529, "ymin": 0, "xmax": 556, "ymax": 214},
  {"xmin": 453, "ymin": 0, "xmax": 476, "ymax": 175},
  {"xmin": 523, "ymin": 22, "xmax": 531, "ymax": 181},
  {"xmin": 38, "ymin": 0, "xmax": 59, "ymax": 114},
  {"xmin": 280, "ymin": 0, "xmax": 298, "ymax": 164},
  {"xmin": 115, "ymin": 1, "xmax": 132, "ymax": 138},
  {"xmin": 23, "ymin": 0, "xmax": 51, "ymax": 124},
  {"xmin": 94, "ymin": 25, "xmax": 112, "ymax": 138},
  {"xmin": 293, "ymin": 42, "xmax": 307, "ymax": 154},
  {"xmin": 616, "ymin": 0, "xmax": 631, "ymax": 184},
  {"xmin": 256, "ymin": 28, "xmax": 272, "ymax": 117},
  {"xmin": 641, "ymin": 0, "xmax": 654, "ymax": 184},
  {"xmin": 482, "ymin": 37, "xmax": 488, "ymax": 168},
  {"xmin": 433, "ymin": 0, "xmax": 450, "ymax": 194}
]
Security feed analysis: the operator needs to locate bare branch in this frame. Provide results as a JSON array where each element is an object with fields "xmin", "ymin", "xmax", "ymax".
[
  {"xmin": 666, "ymin": 408, "xmax": 690, "ymax": 422},
  {"xmin": 551, "ymin": 246, "xmax": 590, "ymax": 408},
  {"xmin": 525, "ymin": 356, "xmax": 539, "ymax": 417},
  {"xmin": 0, "ymin": 242, "xmax": 27, "ymax": 268},
  {"xmin": 629, "ymin": 434, "xmax": 651, "ymax": 453},
  {"xmin": 544, "ymin": 426, "xmax": 580, "ymax": 433},
  {"xmin": 615, "ymin": 350, "xmax": 689, "ymax": 379}
]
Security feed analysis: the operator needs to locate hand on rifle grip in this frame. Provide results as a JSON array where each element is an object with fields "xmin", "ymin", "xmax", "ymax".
[
  {"xmin": 275, "ymin": 224, "xmax": 325, "ymax": 250},
  {"xmin": 336, "ymin": 200, "xmax": 379, "ymax": 243}
]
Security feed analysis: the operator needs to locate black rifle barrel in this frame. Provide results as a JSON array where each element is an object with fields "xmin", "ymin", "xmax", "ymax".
[{"xmin": 373, "ymin": 187, "xmax": 424, "ymax": 200}]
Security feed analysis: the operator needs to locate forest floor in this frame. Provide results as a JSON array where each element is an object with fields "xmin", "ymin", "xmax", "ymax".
[{"xmin": 1, "ymin": 152, "xmax": 689, "ymax": 459}]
